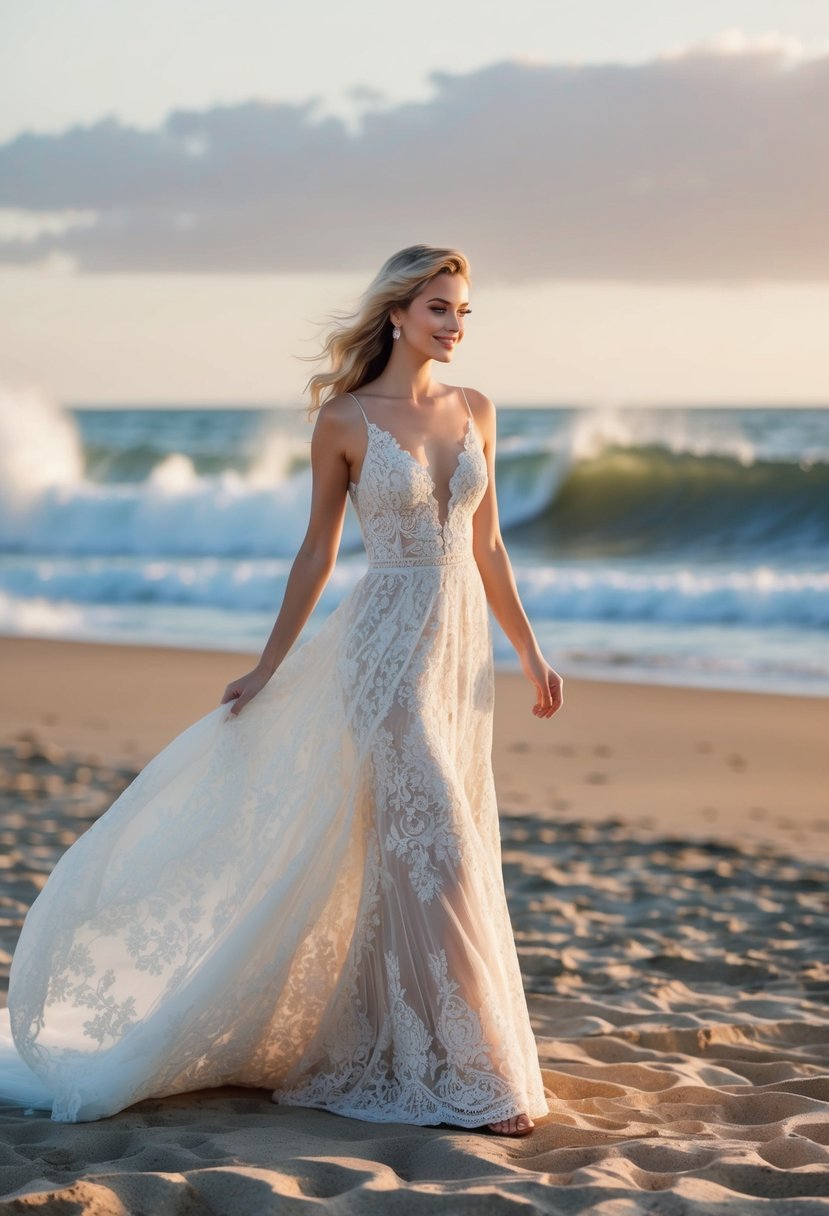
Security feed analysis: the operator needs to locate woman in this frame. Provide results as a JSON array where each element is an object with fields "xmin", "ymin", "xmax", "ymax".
[{"xmin": 0, "ymin": 244, "xmax": 563, "ymax": 1136}]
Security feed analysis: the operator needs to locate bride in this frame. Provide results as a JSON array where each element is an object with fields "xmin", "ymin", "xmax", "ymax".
[{"xmin": 0, "ymin": 244, "xmax": 563, "ymax": 1137}]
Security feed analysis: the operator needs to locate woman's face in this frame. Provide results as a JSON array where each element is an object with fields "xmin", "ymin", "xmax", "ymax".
[{"xmin": 391, "ymin": 272, "xmax": 471, "ymax": 363}]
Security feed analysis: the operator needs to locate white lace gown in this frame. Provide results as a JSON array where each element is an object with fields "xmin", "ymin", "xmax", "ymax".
[{"xmin": 0, "ymin": 388, "xmax": 549, "ymax": 1127}]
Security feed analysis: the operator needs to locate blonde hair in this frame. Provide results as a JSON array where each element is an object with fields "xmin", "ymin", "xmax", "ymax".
[{"xmin": 299, "ymin": 244, "xmax": 471, "ymax": 418}]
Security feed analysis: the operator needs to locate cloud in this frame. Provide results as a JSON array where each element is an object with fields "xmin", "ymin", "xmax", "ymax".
[{"xmin": 0, "ymin": 36, "xmax": 826, "ymax": 282}]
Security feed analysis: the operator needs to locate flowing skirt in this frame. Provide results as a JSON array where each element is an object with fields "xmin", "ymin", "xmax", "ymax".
[{"xmin": 0, "ymin": 560, "xmax": 548, "ymax": 1126}]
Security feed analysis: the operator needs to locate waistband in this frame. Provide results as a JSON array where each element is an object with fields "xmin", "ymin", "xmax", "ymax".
[{"xmin": 367, "ymin": 553, "xmax": 477, "ymax": 571}]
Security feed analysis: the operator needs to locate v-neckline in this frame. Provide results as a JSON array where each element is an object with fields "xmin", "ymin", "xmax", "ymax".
[{"xmin": 349, "ymin": 412, "xmax": 475, "ymax": 532}]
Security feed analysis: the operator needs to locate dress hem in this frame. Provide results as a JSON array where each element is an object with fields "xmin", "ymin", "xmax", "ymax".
[{"xmin": 271, "ymin": 1091, "xmax": 550, "ymax": 1129}]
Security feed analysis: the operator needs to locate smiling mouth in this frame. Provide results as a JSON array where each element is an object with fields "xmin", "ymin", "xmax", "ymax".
[{"xmin": 434, "ymin": 337, "xmax": 456, "ymax": 346}]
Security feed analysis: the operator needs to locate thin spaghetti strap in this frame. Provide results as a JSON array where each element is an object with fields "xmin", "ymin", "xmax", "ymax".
[
  {"xmin": 346, "ymin": 391, "xmax": 370, "ymax": 430},
  {"xmin": 459, "ymin": 386, "xmax": 473, "ymax": 418}
]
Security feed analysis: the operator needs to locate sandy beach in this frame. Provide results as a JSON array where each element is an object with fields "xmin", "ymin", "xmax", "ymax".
[
  {"xmin": 1, "ymin": 635, "xmax": 828, "ymax": 1213},
  {"xmin": 2, "ymin": 635, "xmax": 827, "ymax": 859}
]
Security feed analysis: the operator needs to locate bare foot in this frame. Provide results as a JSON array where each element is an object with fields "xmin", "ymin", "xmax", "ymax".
[{"xmin": 486, "ymin": 1112, "xmax": 534, "ymax": 1136}]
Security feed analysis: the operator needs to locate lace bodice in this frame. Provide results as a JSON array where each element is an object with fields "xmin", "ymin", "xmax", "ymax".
[{"xmin": 347, "ymin": 389, "xmax": 488, "ymax": 567}]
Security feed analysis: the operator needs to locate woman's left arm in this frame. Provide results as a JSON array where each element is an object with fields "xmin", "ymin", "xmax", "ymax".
[{"xmin": 469, "ymin": 390, "xmax": 564, "ymax": 719}]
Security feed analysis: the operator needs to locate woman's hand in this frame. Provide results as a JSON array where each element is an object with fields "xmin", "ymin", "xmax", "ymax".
[
  {"xmin": 520, "ymin": 650, "xmax": 564, "ymax": 719},
  {"xmin": 220, "ymin": 664, "xmax": 272, "ymax": 718}
]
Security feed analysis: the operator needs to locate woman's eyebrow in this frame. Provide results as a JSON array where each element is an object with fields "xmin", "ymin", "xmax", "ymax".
[{"xmin": 426, "ymin": 297, "xmax": 470, "ymax": 305}]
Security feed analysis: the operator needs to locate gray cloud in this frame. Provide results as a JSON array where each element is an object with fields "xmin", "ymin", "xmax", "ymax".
[{"xmin": 0, "ymin": 42, "xmax": 827, "ymax": 282}]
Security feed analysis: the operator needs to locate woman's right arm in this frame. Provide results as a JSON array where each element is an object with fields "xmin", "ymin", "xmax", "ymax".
[{"xmin": 221, "ymin": 400, "xmax": 351, "ymax": 716}]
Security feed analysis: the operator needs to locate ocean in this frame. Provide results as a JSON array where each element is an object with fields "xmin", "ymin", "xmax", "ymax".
[{"xmin": 1, "ymin": 392, "xmax": 827, "ymax": 697}]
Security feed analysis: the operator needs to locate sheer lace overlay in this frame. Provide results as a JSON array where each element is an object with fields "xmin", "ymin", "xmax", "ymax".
[{"xmin": 0, "ymin": 387, "xmax": 548, "ymax": 1128}]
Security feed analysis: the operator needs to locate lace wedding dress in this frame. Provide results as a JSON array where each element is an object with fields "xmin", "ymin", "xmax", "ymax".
[{"xmin": 0, "ymin": 387, "xmax": 549, "ymax": 1127}]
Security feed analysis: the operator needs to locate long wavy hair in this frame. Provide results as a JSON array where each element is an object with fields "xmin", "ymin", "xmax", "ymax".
[{"xmin": 300, "ymin": 244, "xmax": 471, "ymax": 418}]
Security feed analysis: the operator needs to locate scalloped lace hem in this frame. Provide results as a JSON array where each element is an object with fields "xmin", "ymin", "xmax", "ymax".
[{"xmin": 271, "ymin": 1090, "xmax": 549, "ymax": 1129}]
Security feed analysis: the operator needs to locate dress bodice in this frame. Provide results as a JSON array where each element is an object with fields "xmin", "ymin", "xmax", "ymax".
[{"xmin": 346, "ymin": 390, "xmax": 488, "ymax": 567}]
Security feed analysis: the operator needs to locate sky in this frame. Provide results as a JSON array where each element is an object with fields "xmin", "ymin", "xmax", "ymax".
[{"xmin": 1, "ymin": 0, "xmax": 827, "ymax": 407}]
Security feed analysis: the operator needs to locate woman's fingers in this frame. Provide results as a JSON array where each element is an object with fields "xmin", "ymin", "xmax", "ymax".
[
  {"xmin": 219, "ymin": 679, "xmax": 244, "ymax": 704},
  {"xmin": 534, "ymin": 672, "xmax": 562, "ymax": 718},
  {"xmin": 220, "ymin": 672, "xmax": 256, "ymax": 706},
  {"xmin": 228, "ymin": 688, "xmax": 254, "ymax": 716},
  {"xmin": 224, "ymin": 677, "xmax": 266, "ymax": 716},
  {"xmin": 547, "ymin": 675, "xmax": 563, "ymax": 716}
]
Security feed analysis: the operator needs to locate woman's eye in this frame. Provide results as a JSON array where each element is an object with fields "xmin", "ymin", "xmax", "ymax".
[{"xmin": 431, "ymin": 308, "xmax": 472, "ymax": 315}]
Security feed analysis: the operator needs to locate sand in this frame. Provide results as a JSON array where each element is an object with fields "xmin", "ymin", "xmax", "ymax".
[{"xmin": 0, "ymin": 635, "xmax": 827, "ymax": 1213}]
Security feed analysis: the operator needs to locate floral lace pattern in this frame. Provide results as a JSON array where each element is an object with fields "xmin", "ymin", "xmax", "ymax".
[
  {"xmin": 374, "ymin": 719, "xmax": 462, "ymax": 904},
  {"xmin": 3, "ymin": 386, "xmax": 549, "ymax": 1128}
]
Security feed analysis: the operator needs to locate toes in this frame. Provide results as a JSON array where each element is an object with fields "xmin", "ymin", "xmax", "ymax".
[{"xmin": 487, "ymin": 1114, "xmax": 534, "ymax": 1135}]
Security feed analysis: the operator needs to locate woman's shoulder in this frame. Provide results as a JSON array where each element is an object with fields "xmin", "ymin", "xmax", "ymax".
[
  {"xmin": 457, "ymin": 385, "xmax": 496, "ymax": 425},
  {"xmin": 315, "ymin": 390, "xmax": 364, "ymax": 425},
  {"xmin": 459, "ymin": 385, "xmax": 494, "ymax": 408}
]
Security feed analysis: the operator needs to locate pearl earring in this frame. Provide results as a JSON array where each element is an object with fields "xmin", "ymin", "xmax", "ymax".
[{"xmin": 392, "ymin": 325, "xmax": 401, "ymax": 340}]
